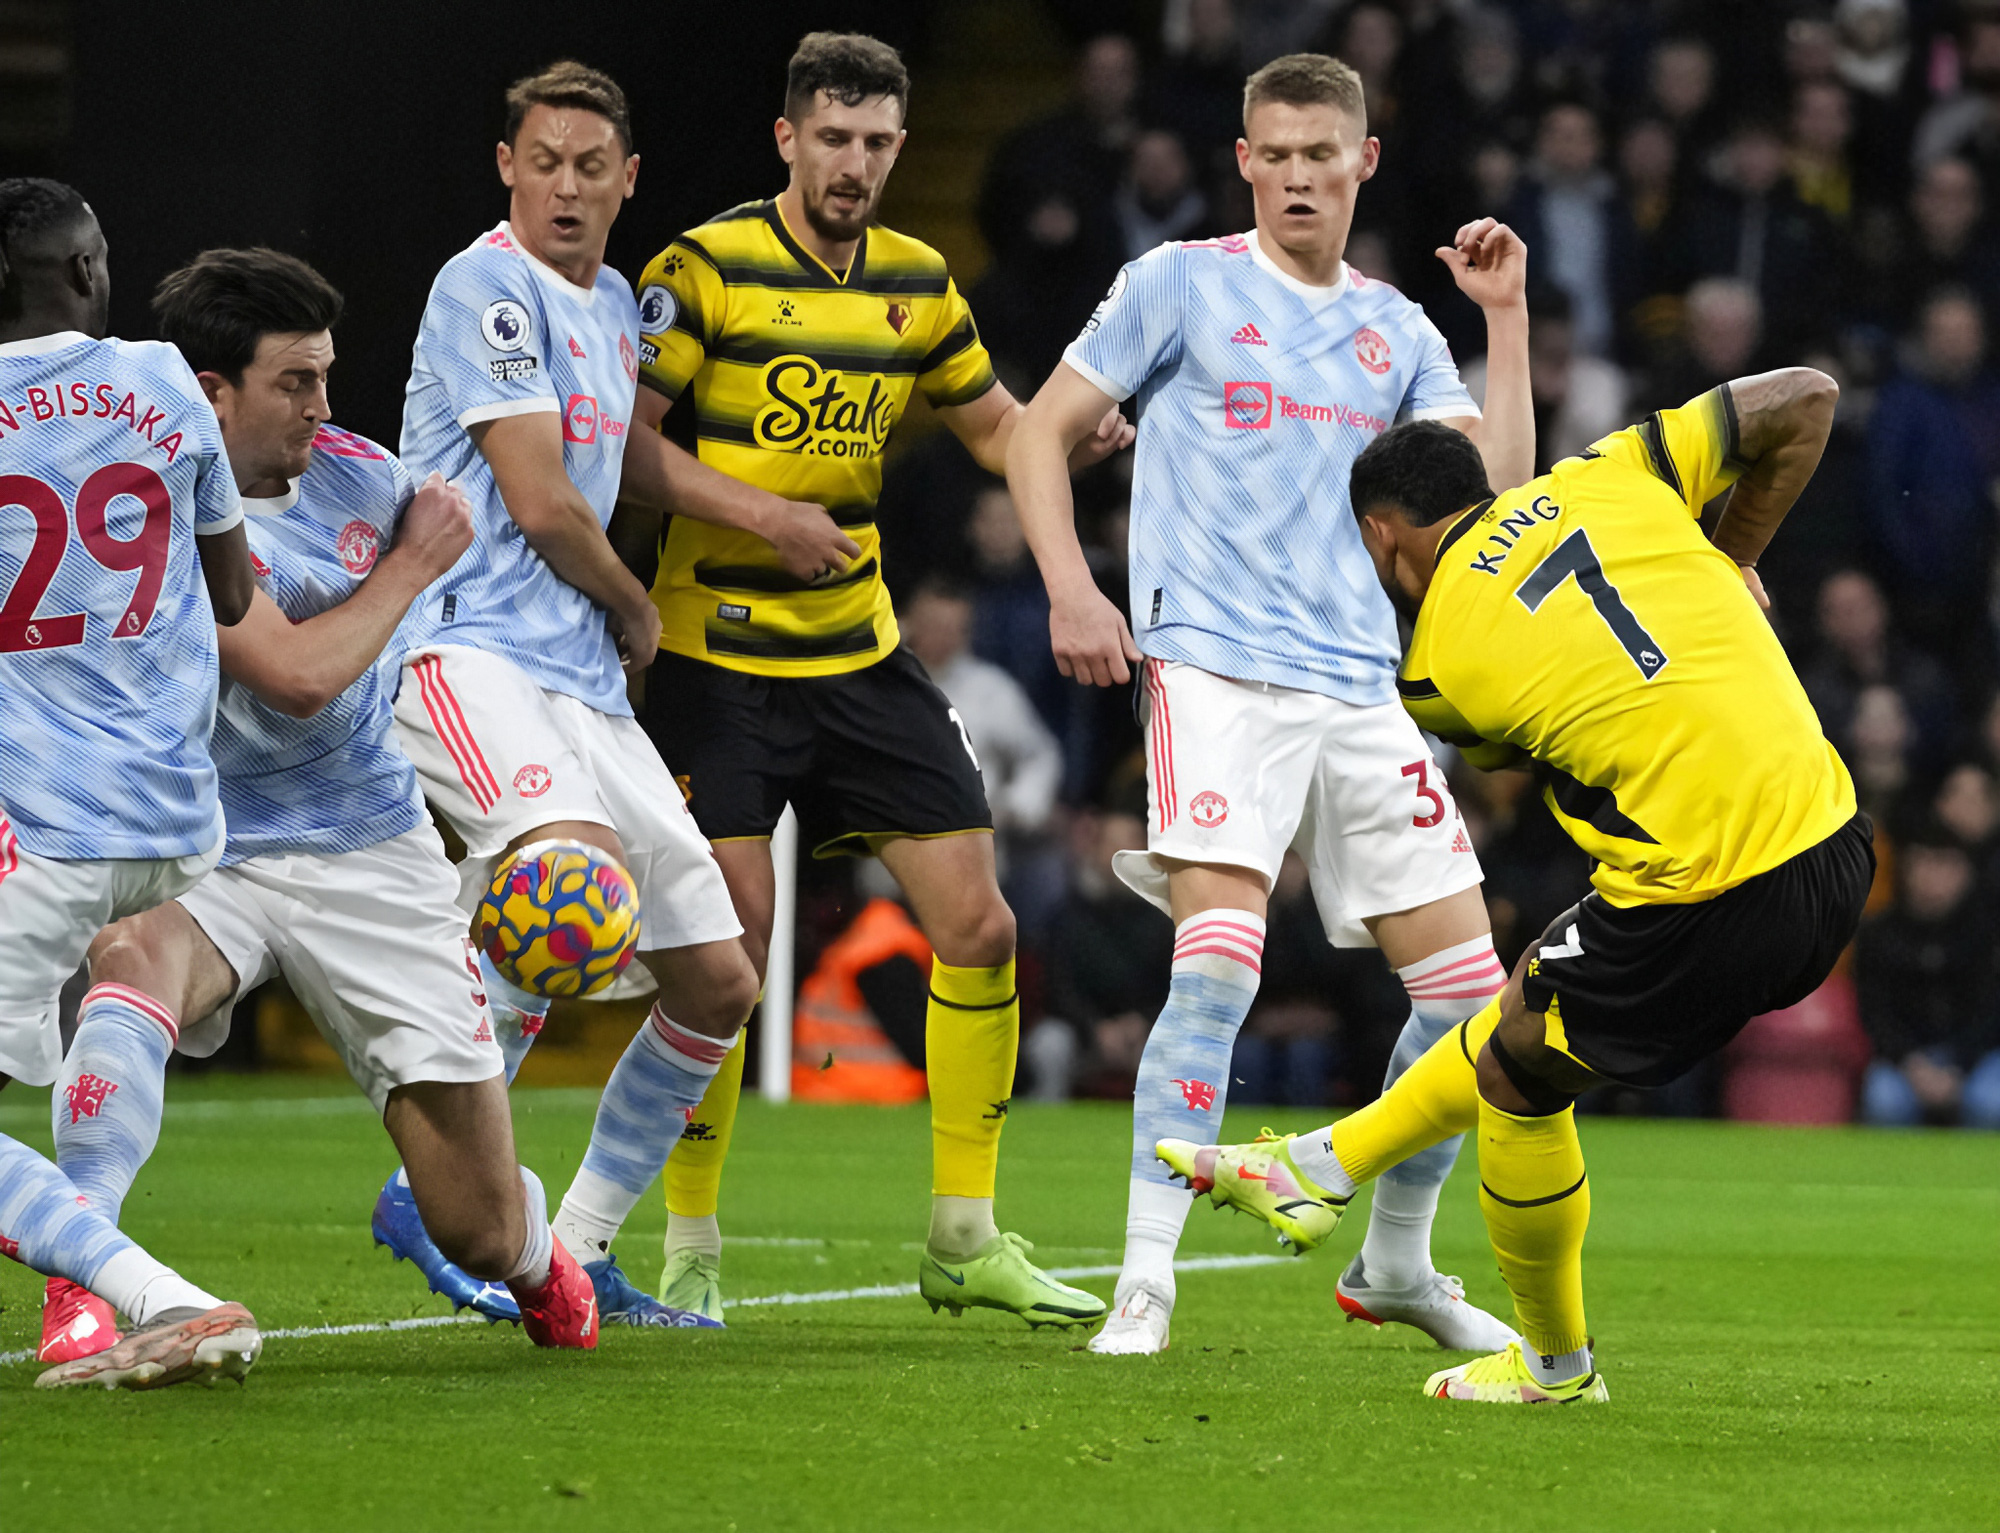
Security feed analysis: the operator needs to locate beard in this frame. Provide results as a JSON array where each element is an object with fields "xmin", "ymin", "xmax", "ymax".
[{"xmin": 802, "ymin": 180, "xmax": 877, "ymax": 244}]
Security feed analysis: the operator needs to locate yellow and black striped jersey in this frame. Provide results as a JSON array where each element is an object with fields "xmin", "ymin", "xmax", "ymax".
[
  {"xmin": 1399, "ymin": 387, "xmax": 1856, "ymax": 907},
  {"xmin": 635, "ymin": 199, "xmax": 997, "ymax": 676}
]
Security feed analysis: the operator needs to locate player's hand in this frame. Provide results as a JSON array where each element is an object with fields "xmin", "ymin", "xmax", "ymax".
[
  {"xmin": 611, "ymin": 595, "xmax": 662, "ymax": 676},
  {"xmin": 390, "ymin": 472, "xmax": 476, "ymax": 582},
  {"xmin": 761, "ymin": 497, "xmax": 863, "ymax": 585},
  {"xmin": 1050, "ymin": 582, "xmax": 1142, "ymax": 687},
  {"xmin": 1740, "ymin": 564, "xmax": 1771, "ymax": 612},
  {"xmin": 1066, "ymin": 405, "xmax": 1136, "ymax": 471},
  {"xmin": 1436, "ymin": 217, "xmax": 1526, "ymax": 312}
]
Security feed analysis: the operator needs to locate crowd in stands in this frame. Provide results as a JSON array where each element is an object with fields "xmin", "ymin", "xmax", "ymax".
[{"xmin": 849, "ymin": 0, "xmax": 2000, "ymax": 1128}]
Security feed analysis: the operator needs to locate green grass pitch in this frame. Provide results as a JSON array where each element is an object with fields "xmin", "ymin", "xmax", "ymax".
[{"xmin": 2, "ymin": 1077, "xmax": 1996, "ymax": 1532}]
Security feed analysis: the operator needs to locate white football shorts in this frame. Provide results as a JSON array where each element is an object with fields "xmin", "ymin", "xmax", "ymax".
[
  {"xmin": 0, "ymin": 808, "xmax": 221, "ymax": 1087},
  {"xmin": 393, "ymin": 644, "xmax": 742, "ymax": 952},
  {"xmin": 176, "ymin": 825, "xmax": 502, "ymax": 1114},
  {"xmin": 1117, "ymin": 659, "xmax": 1484, "ymax": 947}
]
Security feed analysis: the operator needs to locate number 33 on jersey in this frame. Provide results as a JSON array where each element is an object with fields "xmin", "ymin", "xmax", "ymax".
[{"xmin": 1396, "ymin": 387, "xmax": 1854, "ymax": 910}]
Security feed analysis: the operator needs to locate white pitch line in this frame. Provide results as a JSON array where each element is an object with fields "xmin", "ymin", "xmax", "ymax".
[{"xmin": 2, "ymin": 1253, "xmax": 1289, "ymax": 1365}]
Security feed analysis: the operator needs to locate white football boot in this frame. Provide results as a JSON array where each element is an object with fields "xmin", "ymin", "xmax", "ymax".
[
  {"xmin": 1087, "ymin": 1284, "xmax": 1173, "ymax": 1355},
  {"xmin": 1335, "ymin": 1254, "xmax": 1522, "ymax": 1351}
]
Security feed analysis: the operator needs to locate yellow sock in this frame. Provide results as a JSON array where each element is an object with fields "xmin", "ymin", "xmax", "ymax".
[
  {"xmin": 663, "ymin": 1028, "xmax": 746, "ymax": 1221},
  {"xmin": 1326, "ymin": 997, "xmax": 1499, "ymax": 1185},
  {"xmin": 925, "ymin": 956, "xmax": 1017, "ymax": 1199},
  {"xmin": 1477, "ymin": 1097, "xmax": 1590, "ymax": 1358}
]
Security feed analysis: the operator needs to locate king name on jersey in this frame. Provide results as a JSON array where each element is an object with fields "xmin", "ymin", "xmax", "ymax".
[{"xmin": 1463, "ymin": 493, "xmax": 1565, "ymax": 577}]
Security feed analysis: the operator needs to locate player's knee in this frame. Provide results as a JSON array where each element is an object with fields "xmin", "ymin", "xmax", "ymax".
[
  {"xmin": 86, "ymin": 916, "xmax": 170, "ymax": 995},
  {"xmin": 931, "ymin": 898, "xmax": 1015, "ymax": 970},
  {"xmin": 657, "ymin": 940, "xmax": 759, "ymax": 1034}
]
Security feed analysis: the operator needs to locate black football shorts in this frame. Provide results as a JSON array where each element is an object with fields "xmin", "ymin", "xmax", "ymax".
[
  {"xmin": 1519, "ymin": 812, "xmax": 1875, "ymax": 1088},
  {"xmin": 641, "ymin": 645, "xmax": 993, "ymax": 859}
]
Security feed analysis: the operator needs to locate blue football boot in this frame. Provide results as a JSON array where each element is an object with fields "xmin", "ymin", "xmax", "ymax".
[
  {"xmin": 371, "ymin": 1170, "xmax": 521, "ymax": 1323},
  {"xmin": 585, "ymin": 1254, "xmax": 722, "ymax": 1328}
]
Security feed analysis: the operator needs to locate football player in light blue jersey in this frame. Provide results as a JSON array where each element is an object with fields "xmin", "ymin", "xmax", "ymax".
[
  {"xmin": 1009, "ymin": 55, "xmax": 1536, "ymax": 1355},
  {"xmin": 389, "ymin": 62, "xmax": 829, "ymax": 1328},
  {"xmin": 47, "ymin": 248, "xmax": 603, "ymax": 1363},
  {"xmin": 0, "ymin": 179, "xmax": 265, "ymax": 1391}
]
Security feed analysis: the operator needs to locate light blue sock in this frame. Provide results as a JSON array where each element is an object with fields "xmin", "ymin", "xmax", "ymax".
[
  {"xmin": 0, "ymin": 1132, "xmax": 140, "ymax": 1289},
  {"xmin": 1118, "ymin": 911, "xmax": 1267, "ymax": 1299},
  {"xmin": 552, "ymin": 1006, "xmax": 734, "ymax": 1261},
  {"xmin": 1359, "ymin": 935, "xmax": 1508, "ymax": 1285},
  {"xmin": 480, "ymin": 951, "xmax": 550, "ymax": 1087},
  {"xmin": 52, "ymin": 985, "xmax": 175, "ymax": 1226}
]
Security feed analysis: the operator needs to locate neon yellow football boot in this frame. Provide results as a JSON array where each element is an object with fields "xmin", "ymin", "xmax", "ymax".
[
  {"xmin": 1156, "ymin": 1129, "xmax": 1349, "ymax": 1253},
  {"xmin": 656, "ymin": 1247, "xmax": 725, "ymax": 1325},
  {"xmin": 1425, "ymin": 1342, "xmax": 1609, "ymax": 1404},
  {"xmin": 918, "ymin": 1233, "xmax": 1108, "ymax": 1329}
]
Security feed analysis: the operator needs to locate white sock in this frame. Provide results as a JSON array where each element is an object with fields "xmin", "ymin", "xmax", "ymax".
[
  {"xmin": 504, "ymin": 1166, "xmax": 554, "ymax": 1290},
  {"xmin": 927, "ymin": 1195, "xmax": 998, "ymax": 1262},
  {"xmin": 665, "ymin": 1212, "xmax": 721, "ymax": 1262},
  {"xmin": 1355, "ymin": 1177, "xmax": 1443, "ymax": 1286},
  {"xmin": 1118, "ymin": 1177, "xmax": 1192, "ymax": 1305},
  {"xmin": 1285, "ymin": 1128, "xmax": 1360, "ymax": 1199},
  {"xmin": 91, "ymin": 1246, "xmax": 221, "ymax": 1327},
  {"xmin": 1525, "ymin": 1342, "xmax": 1594, "ymax": 1385}
]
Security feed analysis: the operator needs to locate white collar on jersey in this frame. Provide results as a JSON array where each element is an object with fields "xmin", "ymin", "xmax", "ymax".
[
  {"xmin": 493, "ymin": 221, "xmax": 599, "ymax": 305},
  {"xmin": 1247, "ymin": 229, "xmax": 1350, "ymax": 307},
  {"xmin": 0, "ymin": 329, "xmax": 91, "ymax": 356},
  {"xmin": 241, "ymin": 479, "xmax": 301, "ymax": 517}
]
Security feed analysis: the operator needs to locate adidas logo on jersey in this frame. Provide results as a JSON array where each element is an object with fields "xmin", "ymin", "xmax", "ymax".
[
  {"xmin": 1450, "ymin": 827, "xmax": 1473, "ymax": 853},
  {"xmin": 1230, "ymin": 322, "xmax": 1267, "ymax": 345}
]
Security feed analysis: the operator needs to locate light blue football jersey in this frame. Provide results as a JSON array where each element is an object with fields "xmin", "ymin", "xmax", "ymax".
[
  {"xmin": 399, "ymin": 222, "xmax": 641, "ymax": 716},
  {"xmin": 1064, "ymin": 231, "xmax": 1478, "ymax": 704},
  {"xmin": 0, "ymin": 331, "xmax": 240, "ymax": 859},
  {"xmin": 211, "ymin": 425, "xmax": 427, "ymax": 865}
]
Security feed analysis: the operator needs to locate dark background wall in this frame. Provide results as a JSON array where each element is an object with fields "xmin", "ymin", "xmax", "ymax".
[{"xmin": 48, "ymin": 1, "xmax": 933, "ymax": 444}]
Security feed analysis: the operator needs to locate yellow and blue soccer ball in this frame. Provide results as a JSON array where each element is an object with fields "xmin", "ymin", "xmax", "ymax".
[{"xmin": 476, "ymin": 839, "xmax": 640, "ymax": 998}]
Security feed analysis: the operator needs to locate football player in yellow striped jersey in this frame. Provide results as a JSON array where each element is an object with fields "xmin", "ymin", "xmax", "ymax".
[
  {"xmin": 1164, "ymin": 369, "xmax": 1874, "ymax": 1402},
  {"xmin": 610, "ymin": 33, "xmax": 1131, "ymax": 1328}
]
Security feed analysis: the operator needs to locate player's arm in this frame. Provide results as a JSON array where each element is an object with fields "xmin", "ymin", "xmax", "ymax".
[
  {"xmin": 1398, "ymin": 677, "xmax": 1529, "ymax": 771},
  {"xmin": 473, "ymin": 412, "xmax": 661, "ymax": 672},
  {"xmin": 218, "ymin": 474, "xmax": 473, "ymax": 719},
  {"xmin": 1005, "ymin": 362, "xmax": 1141, "ymax": 687},
  {"xmin": 1708, "ymin": 367, "xmax": 1840, "ymax": 605},
  {"xmin": 616, "ymin": 389, "xmax": 860, "ymax": 582},
  {"xmin": 934, "ymin": 381, "xmax": 1132, "ymax": 478},
  {"xmin": 196, "ymin": 523, "xmax": 255, "ymax": 626},
  {"xmin": 1432, "ymin": 217, "xmax": 1534, "ymax": 494}
]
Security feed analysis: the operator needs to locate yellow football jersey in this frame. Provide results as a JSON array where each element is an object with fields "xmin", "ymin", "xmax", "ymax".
[
  {"xmin": 1399, "ymin": 387, "xmax": 1856, "ymax": 906},
  {"xmin": 635, "ymin": 200, "xmax": 997, "ymax": 676}
]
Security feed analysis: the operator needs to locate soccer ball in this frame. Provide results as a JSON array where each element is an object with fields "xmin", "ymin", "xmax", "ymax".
[{"xmin": 476, "ymin": 839, "xmax": 640, "ymax": 998}]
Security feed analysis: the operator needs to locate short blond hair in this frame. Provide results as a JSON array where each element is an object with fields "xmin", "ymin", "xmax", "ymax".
[{"xmin": 1242, "ymin": 53, "xmax": 1365, "ymax": 131}]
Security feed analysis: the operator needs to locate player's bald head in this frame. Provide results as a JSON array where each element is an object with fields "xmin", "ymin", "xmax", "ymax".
[{"xmin": 0, "ymin": 178, "xmax": 107, "ymax": 335}]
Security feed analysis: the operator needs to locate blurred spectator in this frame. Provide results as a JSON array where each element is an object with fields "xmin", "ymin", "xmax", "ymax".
[
  {"xmin": 1882, "ymin": 158, "xmax": 2000, "ymax": 331},
  {"xmin": 1934, "ymin": 760, "xmax": 2000, "ymax": 913},
  {"xmin": 1504, "ymin": 101, "xmax": 1635, "ymax": 358},
  {"xmin": 1801, "ymin": 569, "xmax": 1959, "ymax": 778},
  {"xmin": 1031, "ymin": 801, "xmax": 1173, "ymax": 1101},
  {"xmin": 1855, "ymin": 834, "xmax": 2000, "ymax": 1128},
  {"xmin": 1647, "ymin": 35, "xmax": 1724, "ymax": 165},
  {"xmin": 1674, "ymin": 116, "xmax": 1841, "ymax": 358},
  {"xmin": 1835, "ymin": 0, "xmax": 1912, "ymax": 101},
  {"xmin": 1913, "ymin": 12, "xmax": 2000, "ymax": 207},
  {"xmin": 1850, "ymin": 682, "xmax": 1917, "ymax": 814},
  {"xmin": 1463, "ymin": 285, "xmax": 1628, "ymax": 471},
  {"xmin": 1619, "ymin": 117, "xmax": 1683, "ymax": 297},
  {"xmin": 1230, "ymin": 854, "xmax": 1337, "ymax": 1107},
  {"xmin": 1327, "ymin": 3, "xmax": 1413, "ymax": 256},
  {"xmin": 1114, "ymin": 128, "xmax": 1212, "ymax": 259},
  {"xmin": 1790, "ymin": 79, "xmax": 1858, "ymax": 225},
  {"xmin": 964, "ymin": 483, "xmax": 1064, "ymax": 728},
  {"xmin": 1640, "ymin": 276, "xmax": 1763, "ymax": 413},
  {"xmin": 900, "ymin": 580, "xmax": 1062, "ymax": 840},
  {"xmin": 1147, "ymin": 0, "xmax": 1244, "ymax": 165},
  {"xmin": 973, "ymin": 34, "xmax": 1138, "ymax": 386},
  {"xmin": 1864, "ymin": 287, "xmax": 2000, "ymax": 656},
  {"xmin": 1225, "ymin": 0, "xmax": 1342, "ymax": 72}
]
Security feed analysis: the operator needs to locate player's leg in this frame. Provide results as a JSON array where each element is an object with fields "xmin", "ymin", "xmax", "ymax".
[
  {"xmin": 540, "ymin": 700, "xmax": 754, "ymax": 1325},
  {"xmin": 1093, "ymin": 663, "xmax": 1307, "ymax": 1352},
  {"xmin": 1, "ymin": 846, "xmax": 258, "ymax": 1390}
]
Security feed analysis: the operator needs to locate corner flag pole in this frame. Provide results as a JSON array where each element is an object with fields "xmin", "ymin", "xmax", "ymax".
[{"xmin": 760, "ymin": 804, "xmax": 798, "ymax": 1103}]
